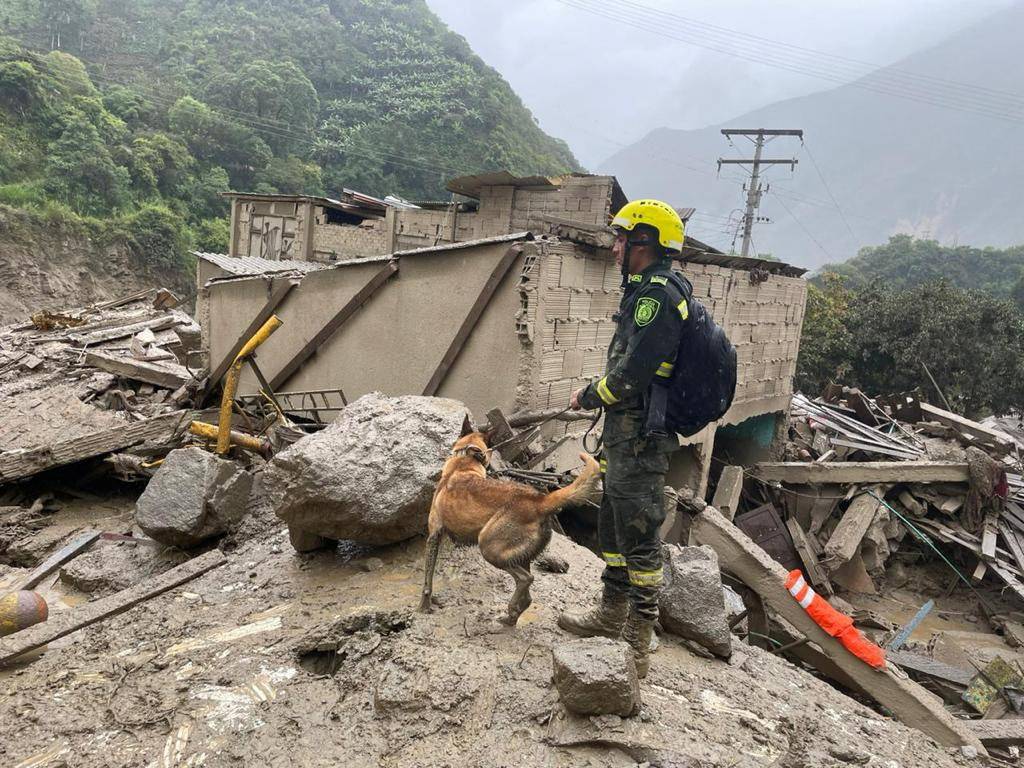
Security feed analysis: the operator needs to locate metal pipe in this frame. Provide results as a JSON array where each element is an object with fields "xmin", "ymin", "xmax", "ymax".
[
  {"xmin": 190, "ymin": 421, "xmax": 271, "ymax": 456},
  {"xmin": 218, "ymin": 315, "xmax": 282, "ymax": 454}
]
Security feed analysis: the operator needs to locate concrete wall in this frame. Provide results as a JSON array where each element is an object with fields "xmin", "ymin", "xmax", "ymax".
[{"xmin": 205, "ymin": 240, "xmax": 533, "ymax": 421}]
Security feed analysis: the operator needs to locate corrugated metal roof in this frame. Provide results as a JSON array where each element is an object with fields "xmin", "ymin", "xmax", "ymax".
[{"xmin": 194, "ymin": 252, "xmax": 330, "ymax": 277}]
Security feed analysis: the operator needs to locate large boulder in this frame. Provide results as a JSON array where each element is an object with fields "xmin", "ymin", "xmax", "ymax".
[
  {"xmin": 264, "ymin": 393, "xmax": 469, "ymax": 546},
  {"xmin": 659, "ymin": 545, "xmax": 732, "ymax": 658},
  {"xmin": 552, "ymin": 637, "xmax": 641, "ymax": 717},
  {"xmin": 135, "ymin": 447, "xmax": 252, "ymax": 548}
]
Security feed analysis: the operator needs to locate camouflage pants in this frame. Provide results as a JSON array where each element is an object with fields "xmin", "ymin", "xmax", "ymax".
[{"xmin": 598, "ymin": 410, "xmax": 674, "ymax": 620}]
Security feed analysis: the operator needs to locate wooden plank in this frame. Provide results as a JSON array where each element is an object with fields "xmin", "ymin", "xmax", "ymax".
[
  {"xmin": 84, "ymin": 350, "xmax": 192, "ymax": 390},
  {"xmin": 205, "ymin": 276, "xmax": 301, "ymax": 397},
  {"xmin": 270, "ymin": 262, "xmax": 398, "ymax": 391},
  {"xmin": 0, "ymin": 410, "xmax": 196, "ymax": 484},
  {"xmin": 785, "ymin": 517, "xmax": 833, "ymax": 595},
  {"xmin": 887, "ymin": 649, "xmax": 974, "ymax": 686},
  {"xmin": 828, "ymin": 438, "xmax": 921, "ymax": 461},
  {"xmin": 967, "ymin": 719, "xmax": 1024, "ymax": 747},
  {"xmin": 989, "ymin": 561, "xmax": 1024, "ymax": 603},
  {"xmin": 981, "ymin": 511, "xmax": 1000, "ymax": 563},
  {"xmin": 753, "ymin": 461, "xmax": 969, "ymax": 485},
  {"xmin": 423, "ymin": 245, "xmax": 522, "ymax": 396},
  {"xmin": 919, "ymin": 402, "xmax": 1014, "ymax": 449},
  {"xmin": 0, "ymin": 550, "xmax": 226, "ymax": 665},
  {"xmin": 11, "ymin": 530, "xmax": 101, "ymax": 591},
  {"xmin": 998, "ymin": 522, "xmax": 1024, "ymax": 574},
  {"xmin": 711, "ymin": 465, "xmax": 744, "ymax": 521},
  {"xmin": 692, "ymin": 505, "xmax": 986, "ymax": 753},
  {"xmin": 823, "ymin": 489, "xmax": 885, "ymax": 570},
  {"xmin": 69, "ymin": 314, "xmax": 179, "ymax": 345}
]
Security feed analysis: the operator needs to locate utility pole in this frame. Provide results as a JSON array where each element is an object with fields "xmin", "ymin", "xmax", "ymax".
[{"xmin": 718, "ymin": 128, "xmax": 803, "ymax": 258}]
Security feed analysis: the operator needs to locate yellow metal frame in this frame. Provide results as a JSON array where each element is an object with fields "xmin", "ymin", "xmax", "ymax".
[{"xmin": 217, "ymin": 315, "xmax": 282, "ymax": 454}]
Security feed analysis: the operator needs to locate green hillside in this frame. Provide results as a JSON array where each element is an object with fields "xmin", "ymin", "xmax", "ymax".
[
  {"xmin": 817, "ymin": 235, "xmax": 1024, "ymax": 303},
  {"xmin": 0, "ymin": 0, "xmax": 580, "ymax": 270}
]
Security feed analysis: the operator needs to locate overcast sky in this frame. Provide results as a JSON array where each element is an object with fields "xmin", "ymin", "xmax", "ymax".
[{"xmin": 426, "ymin": 0, "xmax": 1016, "ymax": 167}]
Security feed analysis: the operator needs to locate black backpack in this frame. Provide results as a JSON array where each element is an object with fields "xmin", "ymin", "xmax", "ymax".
[{"xmin": 660, "ymin": 272, "xmax": 738, "ymax": 437}]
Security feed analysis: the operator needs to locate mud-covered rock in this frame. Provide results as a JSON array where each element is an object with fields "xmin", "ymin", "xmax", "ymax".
[
  {"xmin": 264, "ymin": 393, "xmax": 469, "ymax": 546},
  {"xmin": 59, "ymin": 542, "xmax": 188, "ymax": 596},
  {"xmin": 552, "ymin": 637, "xmax": 640, "ymax": 717},
  {"xmin": 135, "ymin": 447, "xmax": 253, "ymax": 548},
  {"xmin": 660, "ymin": 545, "xmax": 732, "ymax": 658}
]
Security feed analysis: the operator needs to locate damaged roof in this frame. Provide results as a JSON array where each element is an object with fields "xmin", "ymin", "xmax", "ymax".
[{"xmin": 195, "ymin": 252, "xmax": 330, "ymax": 278}]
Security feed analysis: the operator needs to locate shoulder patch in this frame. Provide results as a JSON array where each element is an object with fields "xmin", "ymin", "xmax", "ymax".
[
  {"xmin": 649, "ymin": 275, "xmax": 668, "ymax": 285},
  {"xmin": 634, "ymin": 296, "xmax": 661, "ymax": 327},
  {"xmin": 629, "ymin": 274, "xmax": 643, "ymax": 283}
]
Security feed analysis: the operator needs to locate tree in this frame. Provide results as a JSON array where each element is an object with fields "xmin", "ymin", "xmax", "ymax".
[
  {"xmin": 44, "ymin": 111, "xmax": 128, "ymax": 214},
  {"xmin": 129, "ymin": 132, "xmax": 193, "ymax": 198},
  {"xmin": 795, "ymin": 273, "xmax": 853, "ymax": 396},
  {"xmin": 202, "ymin": 60, "xmax": 319, "ymax": 153},
  {"xmin": 168, "ymin": 96, "xmax": 271, "ymax": 184},
  {"xmin": 255, "ymin": 155, "xmax": 323, "ymax": 195},
  {"xmin": 846, "ymin": 281, "xmax": 1024, "ymax": 418}
]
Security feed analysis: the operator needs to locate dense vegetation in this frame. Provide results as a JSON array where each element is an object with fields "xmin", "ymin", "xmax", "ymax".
[
  {"xmin": 0, "ymin": 0, "xmax": 580, "ymax": 272},
  {"xmin": 817, "ymin": 235, "xmax": 1024, "ymax": 305},
  {"xmin": 797, "ymin": 275, "xmax": 1024, "ymax": 418}
]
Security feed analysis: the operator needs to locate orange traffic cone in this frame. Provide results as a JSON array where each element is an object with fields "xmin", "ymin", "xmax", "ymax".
[{"xmin": 785, "ymin": 570, "xmax": 885, "ymax": 669}]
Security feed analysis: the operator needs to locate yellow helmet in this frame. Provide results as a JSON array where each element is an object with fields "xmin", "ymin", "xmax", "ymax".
[{"xmin": 610, "ymin": 199, "xmax": 685, "ymax": 253}]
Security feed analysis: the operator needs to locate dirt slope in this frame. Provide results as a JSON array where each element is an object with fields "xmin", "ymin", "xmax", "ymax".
[
  {"xmin": 0, "ymin": 514, "xmax": 966, "ymax": 768},
  {"xmin": 0, "ymin": 206, "xmax": 192, "ymax": 324}
]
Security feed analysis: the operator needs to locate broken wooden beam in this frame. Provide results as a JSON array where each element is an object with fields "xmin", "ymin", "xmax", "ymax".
[
  {"xmin": 822, "ymin": 487, "xmax": 886, "ymax": 571},
  {"xmin": 712, "ymin": 466, "xmax": 744, "ymax": 522},
  {"xmin": 918, "ymin": 402, "xmax": 1014, "ymax": 450},
  {"xmin": 0, "ymin": 410, "xmax": 195, "ymax": 484},
  {"xmin": 691, "ymin": 505, "xmax": 986, "ymax": 753},
  {"xmin": 0, "ymin": 550, "xmax": 226, "ymax": 665},
  {"xmin": 11, "ymin": 530, "xmax": 101, "ymax": 591},
  {"xmin": 84, "ymin": 350, "xmax": 192, "ymax": 390},
  {"xmin": 752, "ymin": 461, "xmax": 969, "ymax": 485},
  {"xmin": 966, "ymin": 720, "xmax": 1024, "ymax": 747},
  {"xmin": 785, "ymin": 517, "xmax": 833, "ymax": 594},
  {"xmin": 69, "ymin": 314, "xmax": 180, "ymax": 345}
]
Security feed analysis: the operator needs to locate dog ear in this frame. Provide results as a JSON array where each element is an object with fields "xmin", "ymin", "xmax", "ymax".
[{"xmin": 460, "ymin": 414, "xmax": 475, "ymax": 437}]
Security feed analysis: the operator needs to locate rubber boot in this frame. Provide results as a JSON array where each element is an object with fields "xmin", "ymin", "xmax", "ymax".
[
  {"xmin": 621, "ymin": 608, "xmax": 656, "ymax": 678},
  {"xmin": 557, "ymin": 591, "xmax": 628, "ymax": 639}
]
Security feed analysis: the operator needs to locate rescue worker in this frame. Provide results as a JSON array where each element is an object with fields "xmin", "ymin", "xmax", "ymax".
[{"xmin": 559, "ymin": 199, "xmax": 688, "ymax": 677}]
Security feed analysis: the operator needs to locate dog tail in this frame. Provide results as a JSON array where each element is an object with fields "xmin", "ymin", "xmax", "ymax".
[{"xmin": 539, "ymin": 452, "xmax": 601, "ymax": 516}]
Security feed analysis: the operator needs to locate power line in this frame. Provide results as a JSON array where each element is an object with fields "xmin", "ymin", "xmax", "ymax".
[
  {"xmin": 553, "ymin": 0, "xmax": 1024, "ymax": 124},
  {"xmin": 800, "ymin": 139, "xmax": 859, "ymax": 247},
  {"xmin": 771, "ymin": 190, "xmax": 834, "ymax": 262}
]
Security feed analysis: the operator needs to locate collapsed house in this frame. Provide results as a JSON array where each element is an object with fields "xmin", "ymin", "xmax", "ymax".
[{"xmin": 200, "ymin": 172, "xmax": 807, "ymax": 508}]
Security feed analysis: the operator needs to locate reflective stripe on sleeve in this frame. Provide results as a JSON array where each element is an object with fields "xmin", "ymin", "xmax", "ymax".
[
  {"xmin": 602, "ymin": 552, "xmax": 627, "ymax": 567},
  {"xmin": 677, "ymin": 299, "xmax": 689, "ymax": 320},
  {"xmin": 596, "ymin": 377, "xmax": 619, "ymax": 405},
  {"xmin": 656, "ymin": 361, "xmax": 674, "ymax": 378}
]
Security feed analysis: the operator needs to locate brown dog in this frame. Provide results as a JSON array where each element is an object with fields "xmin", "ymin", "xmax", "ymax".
[{"xmin": 418, "ymin": 430, "xmax": 600, "ymax": 626}]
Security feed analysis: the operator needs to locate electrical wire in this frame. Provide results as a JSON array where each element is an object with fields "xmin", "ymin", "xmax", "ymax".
[
  {"xmin": 554, "ymin": 0, "xmax": 1024, "ymax": 124},
  {"xmin": 800, "ymin": 139, "xmax": 859, "ymax": 247}
]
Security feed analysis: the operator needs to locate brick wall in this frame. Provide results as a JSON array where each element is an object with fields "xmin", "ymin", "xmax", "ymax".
[
  {"xmin": 521, "ymin": 241, "xmax": 807, "ymax": 431},
  {"xmin": 393, "ymin": 209, "xmax": 480, "ymax": 250},
  {"xmin": 312, "ymin": 219, "xmax": 388, "ymax": 262},
  {"xmin": 510, "ymin": 177, "xmax": 614, "ymax": 232},
  {"xmin": 680, "ymin": 263, "xmax": 806, "ymax": 406}
]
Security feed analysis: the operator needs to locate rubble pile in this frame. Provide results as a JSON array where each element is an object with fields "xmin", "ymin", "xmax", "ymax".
[
  {"xmin": 756, "ymin": 389, "xmax": 1024, "ymax": 599},
  {"xmin": 710, "ymin": 385, "xmax": 1024, "ymax": 741}
]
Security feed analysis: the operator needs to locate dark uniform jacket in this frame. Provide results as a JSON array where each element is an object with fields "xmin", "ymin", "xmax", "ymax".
[{"xmin": 578, "ymin": 260, "xmax": 688, "ymax": 446}]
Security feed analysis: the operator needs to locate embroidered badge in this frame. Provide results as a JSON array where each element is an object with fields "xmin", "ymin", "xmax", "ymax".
[{"xmin": 634, "ymin": 297, "xmax": 660, "ymax": 327}]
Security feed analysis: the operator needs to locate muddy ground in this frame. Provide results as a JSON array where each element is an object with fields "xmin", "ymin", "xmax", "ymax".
[{"xmin": 0, "ymin": 493, "xmax": 981, "ymax": 768}]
